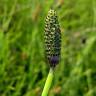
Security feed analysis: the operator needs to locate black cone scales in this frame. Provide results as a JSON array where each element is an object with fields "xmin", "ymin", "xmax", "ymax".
[{"xmin": 44, "ymin": 9, "xmax": 61, "ymax": 67}]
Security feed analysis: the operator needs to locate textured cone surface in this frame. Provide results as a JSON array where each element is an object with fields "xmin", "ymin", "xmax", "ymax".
[{"xmin": 44, "ymin": 9, "xmax": 61, "ymax": 67}]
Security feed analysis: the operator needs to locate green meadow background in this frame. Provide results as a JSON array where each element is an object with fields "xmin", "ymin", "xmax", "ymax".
[{"xmin": 0, "ymin": 0, "xmax": 96, "ymax": 96}]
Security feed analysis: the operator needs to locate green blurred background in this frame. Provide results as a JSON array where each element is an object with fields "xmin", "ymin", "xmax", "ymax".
[{"xmin": 0, "ymin": 0, "xmax": 96, "ymax": 96}]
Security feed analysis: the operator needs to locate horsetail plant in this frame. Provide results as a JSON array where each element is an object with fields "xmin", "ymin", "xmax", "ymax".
[{"xmin": 41, "ymin": 9, "xmax": 61, "ymax": 96}]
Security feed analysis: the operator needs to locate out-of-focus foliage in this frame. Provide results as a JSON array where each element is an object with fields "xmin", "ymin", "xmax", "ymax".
[{"xmin": 0, "ymin": 0, "xmax": 96, "ymax": 96}]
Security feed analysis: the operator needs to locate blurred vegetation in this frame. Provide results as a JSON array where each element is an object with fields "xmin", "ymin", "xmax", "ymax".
[{"xmin": 0, "ymin": 0, "xmax": 96, "ymax": 96}]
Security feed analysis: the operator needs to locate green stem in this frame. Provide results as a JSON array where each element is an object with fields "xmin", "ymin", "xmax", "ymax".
[{"xmin": 41, "ymin": 68, "xmax": 54, "ymax": 96}]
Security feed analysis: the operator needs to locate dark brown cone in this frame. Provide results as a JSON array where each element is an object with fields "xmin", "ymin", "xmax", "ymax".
[{"xmin": 44, "ymin": 9, "xmax": 61, "ymax": 68}]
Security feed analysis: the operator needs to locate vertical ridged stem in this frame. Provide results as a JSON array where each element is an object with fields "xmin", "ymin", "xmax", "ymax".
[{"xmin": 41, "ymin": 68, "xmax": 54, "ymax": 96}]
